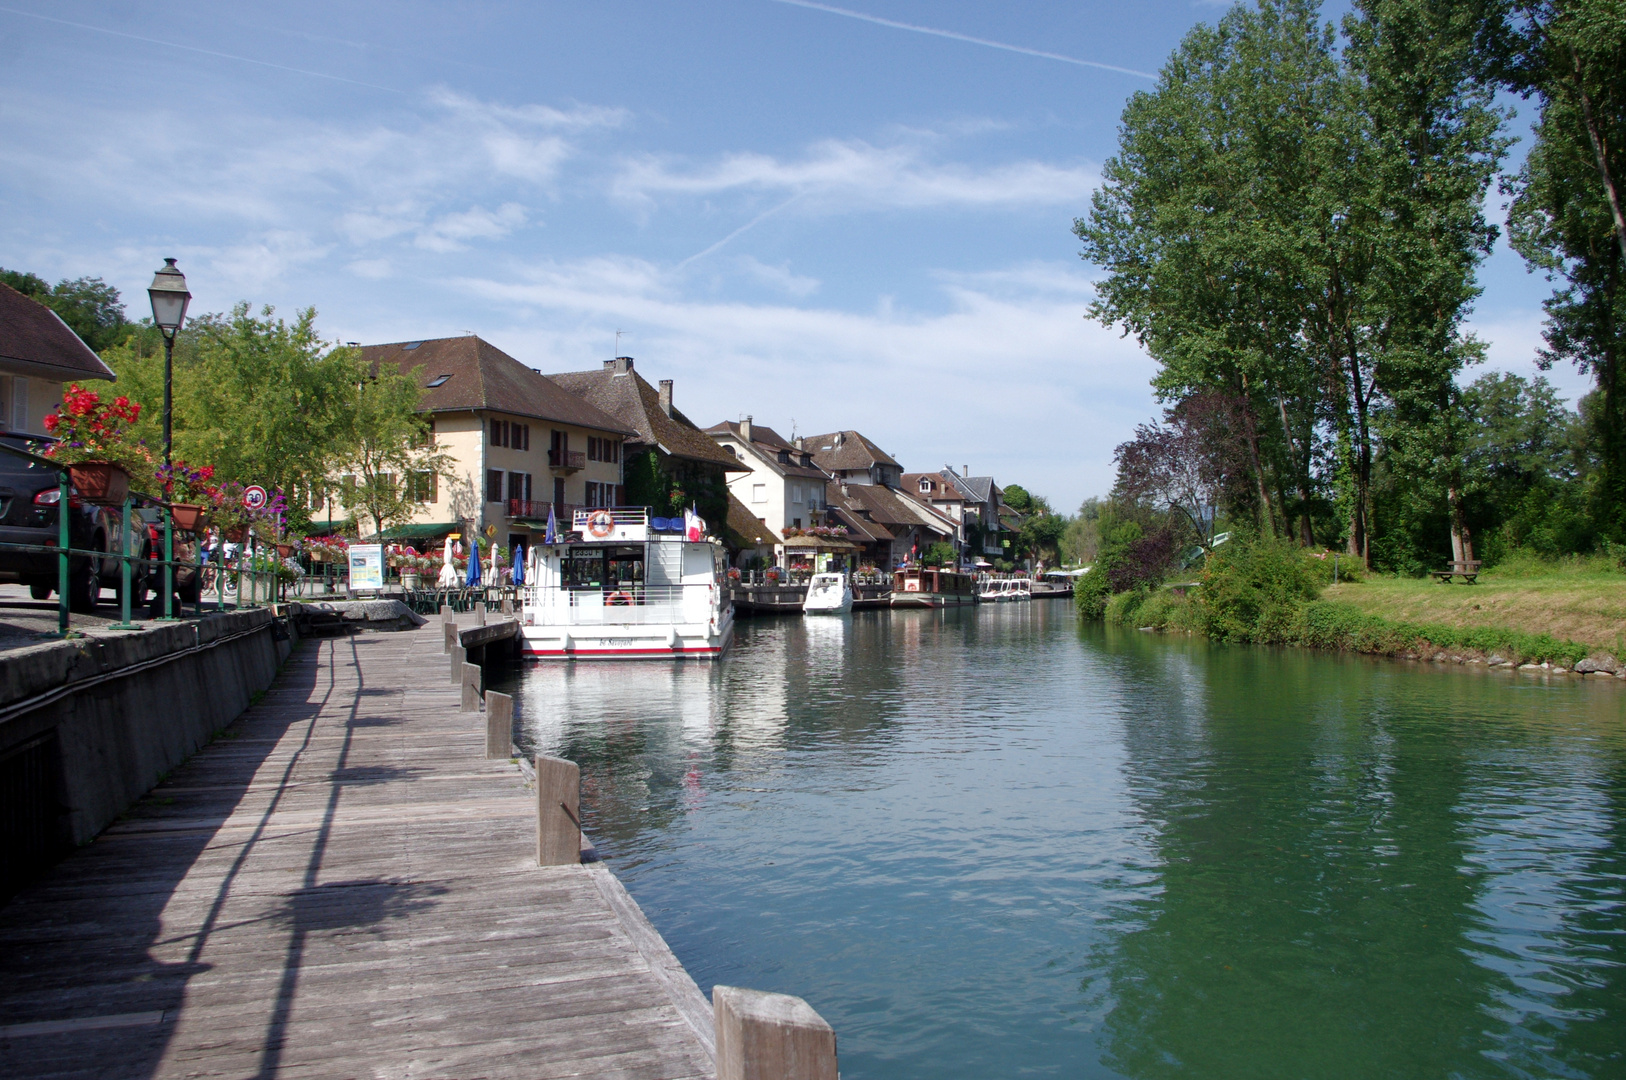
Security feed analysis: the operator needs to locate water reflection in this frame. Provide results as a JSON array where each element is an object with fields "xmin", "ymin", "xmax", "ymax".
[{"xmin": 491, "ymin": 606, "xmax": 1626, "ymax": 1080}]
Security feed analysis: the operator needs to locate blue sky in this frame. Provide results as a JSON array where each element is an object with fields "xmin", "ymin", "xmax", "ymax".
[{"xmin": 0, "ymin": 1, "xmax": 1575, "ymax": 511}]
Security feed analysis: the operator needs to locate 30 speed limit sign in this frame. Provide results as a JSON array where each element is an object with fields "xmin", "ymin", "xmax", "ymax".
[{"xmin": 243, "ymin": 485, "xmax": 269, "ymax": 511}]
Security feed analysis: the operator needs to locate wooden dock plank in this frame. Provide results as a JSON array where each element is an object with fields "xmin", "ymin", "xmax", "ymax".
[{"xmin": 0, "ymin": 621, "xmax": 715, "ymax": 1080}]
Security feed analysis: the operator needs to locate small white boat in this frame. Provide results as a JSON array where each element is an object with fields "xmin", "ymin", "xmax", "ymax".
[{"xmin": 802, "ymin": 571, "xmax": 853, "ymax": 614}]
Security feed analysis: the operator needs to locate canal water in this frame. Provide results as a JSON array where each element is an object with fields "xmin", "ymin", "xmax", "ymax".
[{"xmin": 491, "ymin": 602, "xmax": 1626, "ymax": 1080}]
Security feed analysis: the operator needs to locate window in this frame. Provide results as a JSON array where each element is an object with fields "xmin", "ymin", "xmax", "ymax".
[
  {"xmin": 792, "ymin": 484, "xmax": 803, "ymax": 504},
  {"xmin": 793, "ymin": 518, "xmax": 802, "ymax": 529},
  {"xmin": 585, "ymin": 481, "xmax": 600, "ymax": 507},
  {"xmin": 588, "ymin": 436, "xmax": 600, "ymax": 462},
  {"xmin": 486, "ymin": 469, "xmax": 503, "ymax": 503},
  {"xmin": 426, "ymin": 373, "xmax": 451, "ymax": 388},
  {"xmin": 751, "ymin": 483, "xmax": 766, "ymax": 504},
  {"xmin": 408, "ymin": 472, "xmax": 437, "ymax": 503},
  {"xmin": 507, "ymin": 472, "xmax": 529, "ymax": 504},
  {"xmin": 609, "ymin": 439, "xmax": 620, "ymax": 463},
  {"xmin": 918, "ymin": 478, "xmax": 932, "ymax": 494},
  {"xmin": 518, "ymin": 423, "xmax": 530, "ymax": 451}
]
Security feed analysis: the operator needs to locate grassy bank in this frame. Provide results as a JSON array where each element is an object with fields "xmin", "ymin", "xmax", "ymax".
[{"xmin": 1099, "ymin": 546, "xmax": 1624, "ymax": 670}]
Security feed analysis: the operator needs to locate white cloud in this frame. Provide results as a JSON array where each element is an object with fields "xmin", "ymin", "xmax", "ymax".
[
  {"xmin": 733, "ymin": 256, "xmax": 821, "ymax": 298},
  {"xmin": 614, "ymin": 138, "xmax": 1098, "ymax": 211},
  {"xmin": 416, "ymin": 203, "xmax": 529, "ymax": 252},
  {"xmin": 444, "ymin": 257, "xmax": 1154, "ymax": 507},
  {"xmin": 347, "ymin": 258, "xmax": 393, "ymax": 279}
]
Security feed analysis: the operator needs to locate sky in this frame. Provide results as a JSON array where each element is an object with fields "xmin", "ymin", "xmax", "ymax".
[{"xmin": 0, "ymin": 0, "xmax": 1581, "ymax": 512}]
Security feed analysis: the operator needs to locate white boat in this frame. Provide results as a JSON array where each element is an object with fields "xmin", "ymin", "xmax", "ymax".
[
  {"xmin": 519, "ymin": 508, "xmax": 733, "ymax": 660},
  {"xmin": 802, "ymin": 572, "xmax": 853, "ymax": 614},
  {"xmin": 976, "ymin": 575, "xmax": 1033, "ymax": 602}
]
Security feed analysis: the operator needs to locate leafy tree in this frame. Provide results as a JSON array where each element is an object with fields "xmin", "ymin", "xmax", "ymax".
[
  {"xmin": 1, "ymin": 267, "xmax": 132, "ymax": 352},
  {"xmin": 1062, "ymin": 497, "xmax": 1107, "ymax": 565},
  {"xmin": 342, "ymin": 370, "xmax": 456, "ymax": 537},
  {"xmin": 920, "ymin": 541, "xmax": 958, "ymax": 567},
  {"xmin": 1078, "ymin": 0, "xmax": 1505, "ymax": 566},
  {"xmin": 1113, "ymin": 390, "xmax": 1254, "ymax": 550},
  {"xmin": 1486, "ymin": 0, "xmax": 1626, "ymax": 538},
  {"xmin": 1003, "ymin": 484, "xmax": 1034, "ymax": 513}
]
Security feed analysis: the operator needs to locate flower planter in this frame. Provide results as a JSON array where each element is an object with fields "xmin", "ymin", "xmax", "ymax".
[
  {"xmin": 223, "ymin": 525, "xmax": 248, "ymax": 543},
  {"xmin": 169, "ymin": 503, "xmax": 207, "ymax": 531},
  {"xmin": 400, "ymin": 573, "xmax": 422, "ymax": 590},
  {"xmin": 276, "ymin": 543, "xmax": 293, "ymax": 559},
  {"xmin": 67, "ymin": 462, "xmax": 129, "ymax": 507}
]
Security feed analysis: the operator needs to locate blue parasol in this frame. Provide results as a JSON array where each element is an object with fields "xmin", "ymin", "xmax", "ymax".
[
  {"xmin": 465, "ymin": 543, "xmax": 482, "ymax": 587},
  {"xmin": 511, "ymin": 544, "xmax": 525, "ymax": 585}
]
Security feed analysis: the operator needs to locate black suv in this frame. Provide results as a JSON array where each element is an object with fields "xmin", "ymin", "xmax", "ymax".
[{"xmin": 0, "ymin": 434, "xmax": 152, "ymax": 612}]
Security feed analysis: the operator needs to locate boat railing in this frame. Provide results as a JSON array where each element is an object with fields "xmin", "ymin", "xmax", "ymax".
[
  {"xmin": 522, "ymin": 582, "xmax": 719, "ymax": 625},
  {"xmin": 571, "ymin": 506, "xmax": 649, "ymax": 530}
]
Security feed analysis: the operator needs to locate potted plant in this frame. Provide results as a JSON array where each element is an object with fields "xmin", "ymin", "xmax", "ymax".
[
  {"xmin": 155, "ymin": 461, "xmax": 216, "ymax": 531},
  {"xmin": 36, "ymin": 384, "xmax": 152, "ymax": 505}
]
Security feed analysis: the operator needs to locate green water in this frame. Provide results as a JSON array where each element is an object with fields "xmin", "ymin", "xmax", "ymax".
[{"xmin": 496, "ymin": 602, "xmax": 1626, "ymax": 1079}]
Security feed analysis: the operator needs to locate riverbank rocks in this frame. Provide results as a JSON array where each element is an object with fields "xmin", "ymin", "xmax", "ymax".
[{"xmin": 1574, "ymin": 653, "xmax": 1622, "ymax": 675}]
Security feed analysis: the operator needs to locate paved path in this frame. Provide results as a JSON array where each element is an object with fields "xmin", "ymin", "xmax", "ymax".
[{"xmin": 0, "ymin": 621, "xmax": 715, "ymax": 1079}]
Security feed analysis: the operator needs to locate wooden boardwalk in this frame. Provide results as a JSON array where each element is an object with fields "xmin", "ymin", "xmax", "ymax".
[{"xmin": 0, "ymin": 621, "xmax": 716, "ymax": 1080}]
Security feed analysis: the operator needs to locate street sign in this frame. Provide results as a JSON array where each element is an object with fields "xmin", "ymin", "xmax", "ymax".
[{"xmin": 243, "ymin": 485, "xmax": 268, "ymax": 511}]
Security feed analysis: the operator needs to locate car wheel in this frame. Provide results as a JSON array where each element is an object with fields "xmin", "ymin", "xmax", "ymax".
[
  {"xmin": 67, "ymin": 560, "xmax": 100, "ymax": 613},
  {"xmin": 29, "ymin": 581, "xmax": 52, "ymax": 600}
]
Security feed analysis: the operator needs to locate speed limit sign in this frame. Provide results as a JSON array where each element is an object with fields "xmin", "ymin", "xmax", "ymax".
[{"xmin": 243, "ymin": 485, "xmax": 268, "ymax": 511}]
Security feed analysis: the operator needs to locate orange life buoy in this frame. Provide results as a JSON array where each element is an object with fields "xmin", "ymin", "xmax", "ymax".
[
  {"xmin": 606, "ymin": 591, "xmax": 633, "ymax": 606},
  {"xmin": 588, "ymin": 510, "xmax": 615, "ymax": 538}
]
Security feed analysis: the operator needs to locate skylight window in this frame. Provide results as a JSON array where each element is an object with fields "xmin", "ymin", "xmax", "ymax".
[
  {"xmin": 403, "ymin": 341, "xmax": 423, "ymax": 350},
  {"xmin": 426, "ymin": 374, "xmax": 452, "ymax": 388}
]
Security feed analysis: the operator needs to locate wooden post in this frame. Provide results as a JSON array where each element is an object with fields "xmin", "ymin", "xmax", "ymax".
[
  {"xmin": 500, "ymin": 596, "xmax": 513, "ymax": 615},
  {"xmin": 460, "ymin": 662, "xmax": 482, "ymax": 713},
  {"xmin": 535, "ymin": 755, "xmax": 580, "ymax": 866},
  {"xmin": 443, "ymin": 620, "xmax": 459, "ymax": 655},
  {"xmin": 440, "ymin": 603, "xmax": 453, "ymax": 622},
  {"xmin": 449, "ymin": 643, "xmax": 466, "ymax": 685},
  {"xmin": 477, "ymin": 603, "xmax": 487, "ymax": 626},
  {"xmin": 714, "ymin": 986, "xmax": 837, "ymax": 1080},
  {"xmin": 485, "ymin": 691, "xmax": 513, "ymax": 758}
]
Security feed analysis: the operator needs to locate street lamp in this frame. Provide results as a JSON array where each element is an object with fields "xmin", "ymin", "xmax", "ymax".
[{"xmin": 147, "ymin": 258, "xmax": 191, "ymax": 619}]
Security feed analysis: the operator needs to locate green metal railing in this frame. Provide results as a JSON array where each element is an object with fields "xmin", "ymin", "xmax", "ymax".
[{"xmin": 0, "ymin": 443, "xmax": 284, "ymax": 637}]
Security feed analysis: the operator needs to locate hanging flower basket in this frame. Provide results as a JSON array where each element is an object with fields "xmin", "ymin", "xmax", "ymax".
[
  {"xmin": 223, "ymin": 525, "xmax": 248, "ymax": 543},
  {"xmin": 170, "ymin": 503, "xmax": 208, "ymax": 531},
  {"xmin": 68, "ymin": 462, "xmax": 130, "ymax": 507},
  {"xmin": 276, "ymin": 543, "xmax": 294, "ymax": 559}
]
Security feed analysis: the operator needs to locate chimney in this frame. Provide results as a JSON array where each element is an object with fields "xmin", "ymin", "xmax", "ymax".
[
  {"xmin": 606, "ymin": 355, "xmax": 634, "ymax": 374},
  {"xmin": 658, "ymin": 379, "xmax": 673, "ymax": 418},
  {"xmin": 835, "ymin": 432, "xmax": 845, "ymax": 448},
  {"xmin": 794, "ymin": 435, "xmax": 804, "ymax": 451},
  {"xmin": 840, "ymin": 483, "xmax": 850, "ymax": 498},
  {"xmin": 741, "ymin": 415, "xmax": 753, "ymax": 443},
  {"xmin": 963, "ymin": 465, "xmax": 970, "ymax": 477}
]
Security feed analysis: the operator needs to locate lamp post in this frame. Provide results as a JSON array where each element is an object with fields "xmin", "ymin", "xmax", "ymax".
[{"xmin": 148, "ymin": 258, "xmax": 191, "ymax": 620}]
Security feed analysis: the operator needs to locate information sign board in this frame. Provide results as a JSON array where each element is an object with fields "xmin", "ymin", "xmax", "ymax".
[{"xmin": 348, "ymin": 543, "xmax": 384, "ymax": 591}]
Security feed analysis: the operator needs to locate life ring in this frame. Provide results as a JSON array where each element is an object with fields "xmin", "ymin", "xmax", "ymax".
[
  {"xmin": 606, "ymin": 591, "xmax": 633, "ymax": 606},
  {"xmin": 588, "ymin": 510, "xmax": 615, "ymax": 538}
]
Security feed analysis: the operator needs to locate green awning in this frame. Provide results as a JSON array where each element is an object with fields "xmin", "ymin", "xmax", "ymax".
[{"xmin": 377, "ymin": 522, "xmax": 462, "ymax": 540}]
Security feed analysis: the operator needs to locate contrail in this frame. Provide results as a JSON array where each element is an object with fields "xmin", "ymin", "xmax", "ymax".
[
  {"xmin": 678, "ymin": 195, "xmax": 805, "ymax": 269},
  {"xmin": 0, "ymin": 6, "xmax": 403, "ymax": 93},
  {"xmin": 767, "ymin": 0, "xmax": 1157, "ymax": 81}
]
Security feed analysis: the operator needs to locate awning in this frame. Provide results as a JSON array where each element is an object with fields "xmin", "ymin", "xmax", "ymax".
[
  {"xmin": 377, "ymin": 522, "xmax": 462, "ymax": 540},
  {"xmin": 780, "ymin": 534, "xmax": 859, "ymax": 552}
]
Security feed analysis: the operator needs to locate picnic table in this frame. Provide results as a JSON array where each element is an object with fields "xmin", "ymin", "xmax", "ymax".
[{"xmin": 1431, "ymin": 559, "xmax": 1481, "ymax": 584}]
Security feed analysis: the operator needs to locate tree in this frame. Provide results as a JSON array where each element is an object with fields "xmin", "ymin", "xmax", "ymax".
[
  {"xmin": 341, "ymin": 369, "xmax": 455, "ymax": 537},
  {"xmin": 1113, "ymin": 391, "xmax": 1255, "ymax": 549},
  {"xmin": 104, "ymin": 304, "xmax": 396, "ymax": 530},
  {"xmin": 1077, "ymin": 0, "xmax": 1505, "ymax": 566},
  {"xmin": 1486, "ymin": 0, "xmax": 1626, "ymax": 538},
  {"xmin": 1, "ymin": 268, "xmax": 132, "ymax": 353}
]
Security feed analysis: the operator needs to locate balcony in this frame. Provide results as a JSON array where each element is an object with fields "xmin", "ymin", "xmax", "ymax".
[
  {"xmin": 508, "ymin": 500, "xmax": 579, "ymax": 524},
  {"xmin": 548, "ymin": 449, "xmax": 586, "ymax": 473}
]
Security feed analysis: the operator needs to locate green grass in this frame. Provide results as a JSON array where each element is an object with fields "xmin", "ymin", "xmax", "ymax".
[{"xmin": 1325, "ymin": 554, "xmax": 1626, "ymax": 656}]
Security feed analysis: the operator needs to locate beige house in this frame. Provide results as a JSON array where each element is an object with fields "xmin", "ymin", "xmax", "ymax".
[
  {"xmin": 704, "ymin": 418, "xmax": 831, "ymax": 540},
  {"xmin": 0, "ymin": 282, "xmax": 116, "ymax": 436},
  {"xmin": 346, "ymin": 336, "xmax": 634, "ymax": 553}
]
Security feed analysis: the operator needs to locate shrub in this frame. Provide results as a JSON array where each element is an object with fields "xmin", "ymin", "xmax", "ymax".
[{"xmin": 1197, "ymin": 533, "xmax": 1322, "ymax": 642}]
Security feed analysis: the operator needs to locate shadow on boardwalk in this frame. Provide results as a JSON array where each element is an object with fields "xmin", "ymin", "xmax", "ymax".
[{"xmin": 0, "ymin": 627, "xmax": 714, "ymax": 1080}]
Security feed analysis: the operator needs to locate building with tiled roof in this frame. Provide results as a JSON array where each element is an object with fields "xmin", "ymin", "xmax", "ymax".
[
  {"xmin": 901, "ymin": 467, "xmax": 1011, "ymax": 561},
  {"xmin": 0, "ymin": 281, "xmax": 115, "ymax": 439},
  {"xmin": 706, "ymin": 418, "xmax": 831, "ymax": 547},
  {"xmin": 804, "ymin": 430, "xmax": 902, "ymax": 488},
  {"xmin": 548, "ymin": 357, "xmax": 745, "ymax": 537},
  {"xmin": 348, "ymin": 335, "xmax": 634, "ymax": 549}
]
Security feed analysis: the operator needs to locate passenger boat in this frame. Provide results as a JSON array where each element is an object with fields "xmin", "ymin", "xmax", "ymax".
[
  {"xmin": 802, "ymin": 572, "xmax": 853, "ymax": 614},
  {"xmin": 519, "ymin": 508, "xmax": 732, "ymax": 659},
  {"xmin": 890, "ymin": 565, "xmax": 978, "ymax": 608}
]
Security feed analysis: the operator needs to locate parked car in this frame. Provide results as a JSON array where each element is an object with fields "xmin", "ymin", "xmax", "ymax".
[{"xmin": 0, "ymin": 434, "xmax": 153, "ymax": 612}]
